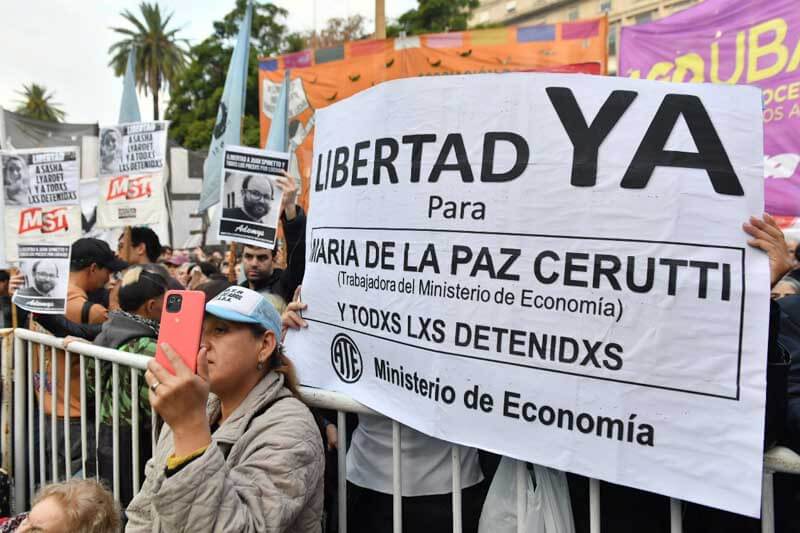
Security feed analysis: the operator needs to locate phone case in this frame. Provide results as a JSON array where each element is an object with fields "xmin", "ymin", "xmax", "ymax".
[{"xmin": 155, "ymin": 290, "xmax": 206, "ymax": 375}]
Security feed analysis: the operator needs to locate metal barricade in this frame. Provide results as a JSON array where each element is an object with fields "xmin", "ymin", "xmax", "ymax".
[
  {"xmin": 12, "ymin": 328, "xmax": 149, "ymax": 511},
  {"xmin": 0, "ymin": 329, "xmax": 13, "ymax": 479},
  {"xmin": 6, "ymin": 328, "xmax": 800, "ymax": 533}
]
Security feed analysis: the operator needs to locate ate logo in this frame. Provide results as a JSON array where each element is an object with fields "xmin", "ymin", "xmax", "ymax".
[
  {"xmin": 107, "ymin": 175, "xmax": 153, "ymax": 201},
  {"xmin": 331, "ymin": 333, "xmax": 363, "ymax": 383},
  {"xmin": 18, "ymin": 207, "xmax": 69, "ymax": 234}
]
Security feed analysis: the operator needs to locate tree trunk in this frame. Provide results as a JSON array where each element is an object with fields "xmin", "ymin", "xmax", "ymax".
[{"xmin": 152, "ymin": 87, "xmax": 159, "ymax": 121}]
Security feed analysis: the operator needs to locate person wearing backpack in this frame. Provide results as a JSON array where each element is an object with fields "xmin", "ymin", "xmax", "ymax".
[{"xmin": 93, "ymin": 265, "xmax": 167, "ymax": 508}]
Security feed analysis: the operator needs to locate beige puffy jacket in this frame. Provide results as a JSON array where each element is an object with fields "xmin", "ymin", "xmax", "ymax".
[{"xmin": 125, "ymin": 372, "xmax": 324, "ymax": 533}]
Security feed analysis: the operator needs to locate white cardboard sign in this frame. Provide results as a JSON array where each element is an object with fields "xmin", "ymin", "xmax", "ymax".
[{"xmin": 285, "ymin": 73, "xmax": 769, "ymax": 517}]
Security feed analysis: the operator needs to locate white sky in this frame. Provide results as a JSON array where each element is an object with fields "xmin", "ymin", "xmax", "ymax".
[{"xmin": 0, "ymin": 0, "xmax": 416, "ymax": 125}]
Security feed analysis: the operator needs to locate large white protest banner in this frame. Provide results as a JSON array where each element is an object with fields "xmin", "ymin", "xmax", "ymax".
[
  {"xmin": 284, "ymin": 73, "xmax": 769, "ymax": 516},
  {"xmin": 98, "ymin": 121, "xmax": 168, "ymax": 177},
  {"xmin": 1, "ymin": 147, "xmax": 82, "ymax": 262}
]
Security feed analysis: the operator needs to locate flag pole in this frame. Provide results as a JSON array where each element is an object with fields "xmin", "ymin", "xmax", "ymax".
[
  {"xmin": 9, "ymin": 267, "xmax": 18, "ymax": 329},
  {"xmin": 227, "ymin": 242, "xmax": 238, "ymax": 283}
]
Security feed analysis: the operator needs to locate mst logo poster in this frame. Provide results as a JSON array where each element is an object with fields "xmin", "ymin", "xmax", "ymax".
[
  {"xmin": 97, "ymin": 172, "xmax": 164, "ymax": 227},
  {"xmin": 1, "ymin": 147, "xmax": 81, "ymax": 262},
  {"xmin": 285, "ymin": 74, "xmax": 770, "ymax": 516},
  {"xmin": 97, "ymin": 121, "xmax": 168, "ymax": 228}
]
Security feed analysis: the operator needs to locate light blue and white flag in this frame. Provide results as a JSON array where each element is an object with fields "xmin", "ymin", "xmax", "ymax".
[
  {"xmin": 119, "ymin": 47, "xmax": 141, "ymax": 123},
  {"xmin": 265, "ymin": 70, "xmax": 290, "ymax": 151},
  {"xmin": 199, "ymin": 1, "xmax": 253, "ymax": 211}
]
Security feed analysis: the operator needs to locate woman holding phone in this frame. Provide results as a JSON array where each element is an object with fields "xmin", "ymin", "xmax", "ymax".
[{"xmin": 126, "ymin": 286, "xmax": 324, "ymax": 533}]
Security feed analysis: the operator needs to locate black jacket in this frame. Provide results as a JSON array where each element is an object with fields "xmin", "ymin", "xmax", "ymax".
[
  {"xmin": 0, "ymin": 296, "xmax": 11, "ymax": 329},
  {"xmin": 94, "ymin": 311, "xmax": 158, "ymax": 350},
  {"xmin": 776, "ymin": 295, "xmax": 800, "ymax": 453},
  {"xmin": 241, "ymin": 206, "xmax": 306, "ymax": 304}
]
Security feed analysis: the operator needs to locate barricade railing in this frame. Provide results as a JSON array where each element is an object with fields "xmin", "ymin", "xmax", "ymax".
[
  {"xmin": 7, "ymin": 327, "xmax": 800, "ymax": 533},
  {"xmin": 1, "ymin": 328, "xmax": 13, "ymax": 480}
]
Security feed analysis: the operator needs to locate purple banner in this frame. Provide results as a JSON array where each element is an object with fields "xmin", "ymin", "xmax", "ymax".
[{"xmin": 620, "ymin": 0, "xmax": 800, "ymax": 215}]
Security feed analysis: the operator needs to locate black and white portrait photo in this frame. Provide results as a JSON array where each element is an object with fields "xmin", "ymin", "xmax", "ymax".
[
  {"xmin": 217, "ymin": 147, "xmax": 288, "ymax": 248},
  {"xmin": 99, "ymin": 127, "xmax": 123, "ymax": 175},
  {"xmin": 2, "ymin": 154, "xmax": 29, "ymax": 205},
  {"xmin": 219, "ymin": 170, "xmax": 283, "ymax": 247},
  {"xmin": 222, "ymin": 171, "xmax": 278, "ymax": 224},
  {"xmin": 12, "ymin": 244, "xmax": 71, "ymax": 314},
  {"xmin": 17, "ymin": 260, "xmax": 60, "ymax": 297}
]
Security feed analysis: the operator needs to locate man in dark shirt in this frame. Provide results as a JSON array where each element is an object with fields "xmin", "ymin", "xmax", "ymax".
[{"xmin": 237, "ymin": 173, "xmax": 304, "ymax": 311}]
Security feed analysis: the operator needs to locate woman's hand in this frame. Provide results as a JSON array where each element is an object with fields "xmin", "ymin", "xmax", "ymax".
[
  {"xmin": 62, "ymin": 336, "xmax": 89, "ymax": 350},
  {"xmin": 145, "ymin": 343, "xmax": 212, "ymax": 456},
  {"xmin": 277, "ymin": 171, "xmax": 299, "ymax": 221}
]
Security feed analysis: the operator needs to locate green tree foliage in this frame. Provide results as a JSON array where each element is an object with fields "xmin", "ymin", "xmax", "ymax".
[
  {"xmin": 15, "ymin": 83, "xmax": 66, "ymax": 122},
  {"xmin": 108, "ymin": 2, "xmax": 189, "ymax": 120},
  {"xmin": 166, "ymin": 1, "xmax": 292, "ymax": 151},
  {"xmin": 390, "ymin": 0, "xmax": 480, "ymax": 36},
  {"xmin": 284, "ymin": 32, "xmax": 307, "ymax": 53}
]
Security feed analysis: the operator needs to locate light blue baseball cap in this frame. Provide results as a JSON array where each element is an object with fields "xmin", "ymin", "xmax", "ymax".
[{"xmin": 205, "ymin": 286, "xmax": 282, "ymax": 339}]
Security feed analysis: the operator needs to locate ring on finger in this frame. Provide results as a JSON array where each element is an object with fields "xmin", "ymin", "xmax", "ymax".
[{"xmin": 150, "ymin": 381, "xmax": 161, "ymax": 393}]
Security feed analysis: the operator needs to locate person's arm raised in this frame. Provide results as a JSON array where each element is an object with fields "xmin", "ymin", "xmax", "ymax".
[
  {"xmin": 145, "ymin": 343, "xmax": 211, "ymax": 457},
  {"xmin": 276, "ymin": 171, "xmax": 298, "ymax": 222},
  {"xmin": 743, "ymin": 213, "xmax": 794, "ymax": 287}
]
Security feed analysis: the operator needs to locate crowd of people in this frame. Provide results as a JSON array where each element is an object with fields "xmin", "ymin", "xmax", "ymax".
[
  {"xmin": 0, "ymin": 174, "xmax": 494, "ymax": 533},
  {"xmin": 0, "ymin": 183, "xmax": 797, "ymax": 532}
]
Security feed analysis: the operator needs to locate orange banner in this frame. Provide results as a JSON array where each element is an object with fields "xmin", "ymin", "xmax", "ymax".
[{"xmin": 259, "ymin": 18, "xmax": 608, "ymax": 208}]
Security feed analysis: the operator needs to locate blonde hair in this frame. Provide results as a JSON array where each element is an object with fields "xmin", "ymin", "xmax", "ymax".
[
  {"xmin": 120, "ymin": 265, "xmax": 144, "ymax": 285},
  {"xmin": 32, "ymin": 478, "xmax": 121, "ymax": 533},
  {"xmin": 270, "ymin": 344, "xmax": 300, "ymax": 397}
]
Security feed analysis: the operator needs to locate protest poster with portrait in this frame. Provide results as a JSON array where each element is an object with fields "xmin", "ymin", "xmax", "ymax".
[
  {"xmin": 97, "ymin": 172, "xmax": 164, "ymax": 227},
  {"xmin": 97, "ymin": 121, "xmax": 168, "ymax": 177},
  {"xmin": 216, "ymin": 145, "xmax": 287, "ymax": 248},
  {"xmin": 1, "ymin": 147, "xmax": 81, "ymax": 262},
  {"xmin": 2, "ymin": 147, "xmax": 80, "ymax": 206},
  {"xmin": 285, "ymin": 73, "xmax": 769, "ymax": 517},
  {"xmin": 12, "ymin": 244, "xmax": 71, "ymax": 314}
]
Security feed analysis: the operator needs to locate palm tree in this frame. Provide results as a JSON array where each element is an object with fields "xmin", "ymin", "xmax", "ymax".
[
  {"xmin": 108, "ymin": 2, "xmax": 188, "ymax": 120},
  {"xmin": 15, "ymin": 83, "xmax": 66, "ymax": 122}
]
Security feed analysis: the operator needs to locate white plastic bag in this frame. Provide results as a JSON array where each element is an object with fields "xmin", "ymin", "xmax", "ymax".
[
  {"xmin": 478, "ymin": 457, "xmax": 575, "ymax": 533},
  {"xmin": 529, "ymin": 462, "xmax": 575, "ymax": 533}
]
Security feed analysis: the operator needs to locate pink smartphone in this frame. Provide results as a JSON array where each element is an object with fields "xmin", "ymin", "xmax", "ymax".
[{"xmin": 155, "ymin": 290, "xmax": 205, "ymax": 375}]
